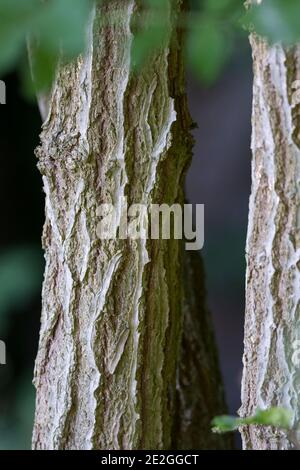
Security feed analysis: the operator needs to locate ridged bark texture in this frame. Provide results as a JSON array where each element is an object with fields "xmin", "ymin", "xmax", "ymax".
[
  {"xmin": 240, "ymin": 35, "xmax": 300, "ymax": 449},
  {"xmin": 174, "ymin": 251, "xmax": 232, "ymax": 450},
  {"xmin": 32, "ymin": 0, "xmax": 229, "ymax": 450}
]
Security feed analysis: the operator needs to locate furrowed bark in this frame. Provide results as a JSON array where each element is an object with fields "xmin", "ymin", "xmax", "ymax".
[
  {"xmin": 240, "ymin": 35, "xmax": 300, "ymax": 450},
  {"xmin": 174, "ymin": 251, "xmax": 232, "ymax": 450},
  {"xmin": 32, "ymin": 0, "xmax": 229, "ymax": 450}
]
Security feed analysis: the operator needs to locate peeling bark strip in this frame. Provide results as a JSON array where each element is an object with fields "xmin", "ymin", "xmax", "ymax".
[
  {"xmin": 240, "ymin": 37, "xmax": 300, "ymax": 450},
  {"xmin": 32, "ymin": 0, "xmax": 229, "ymax": 450}
]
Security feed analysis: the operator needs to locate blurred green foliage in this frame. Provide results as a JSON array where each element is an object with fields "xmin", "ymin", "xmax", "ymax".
[
  {"xmin": 0, "ymin": 246, "xmax": 43, "ymax": 333},
  {"xmin": 246, "ymin": 0, "xmax": 300, "ymax": 45},
  {"xmin": 0, "ymin": 246, "xmax": 43, "ymax": 449},
  {"xmin": 131, "ymin": 0, "xmax": 171, "ymax": 71},
  {"xmin": 186, "ymin": 0, "xmax": 245, "ymax": 83},
  {"xmin": 1, "ymin": 0, "xmax": 300, "ymax": 91},
  {"xmin": 212, "ymin": 407, "xmax": 293, "ymax": 433},
  {"xmin": 0, "ymin": 0, "xmax": 93, "ymax": 91}
]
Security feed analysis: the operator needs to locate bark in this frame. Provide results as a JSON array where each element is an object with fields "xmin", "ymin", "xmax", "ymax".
[
  {"xmin": 174, "ymin": 251, "xmax": 232, "ymax": 450},
  {"xmin": 32, "ymin": 0, "xmax": 229, "ymax": 450},
  {"xmin": 240, "ymin": 35, "xmax": 300, "ymax": 449}
]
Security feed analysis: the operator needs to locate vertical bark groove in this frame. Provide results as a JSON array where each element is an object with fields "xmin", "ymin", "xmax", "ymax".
[{"xmin": 174, "ymin": 251, "xmax": 232, "ymax": 450}]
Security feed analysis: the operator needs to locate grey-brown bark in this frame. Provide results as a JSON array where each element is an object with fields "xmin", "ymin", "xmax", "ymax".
[
  {"xmin": 32, "ymin": 0, "xmax": 229, "ymax": 450},
  {"xmin": 240, "ymin": 35, "xmax": 300, "ymax": 450},
  {"xmin": 174, "ymin": 251, "xmax": 232, "ymax": 450}
]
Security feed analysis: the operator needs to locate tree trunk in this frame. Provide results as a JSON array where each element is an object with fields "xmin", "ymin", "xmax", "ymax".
[
  {"xmin": 174, "ymin": 251, "xmax": 232, "ymax": 450},
  {"xmin": 240, "ymin": 35, "xmax": 300, "ymax": 450},
  {"xmin": 32, "ymin": 0, "xmax": 229, "ymax": 450}
]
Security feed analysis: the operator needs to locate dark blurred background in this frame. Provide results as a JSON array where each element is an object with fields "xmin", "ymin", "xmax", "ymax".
[
  {"xmin": 0, "ymin": 73, "xmax": 43, "ymax": 449},
  {"xmin": 186, "ymin": 49, "xmax": 252, "ymax": 446},
  {"xmin": 0, "ymin": 46, "xmax": 252, "ymax": 448}
]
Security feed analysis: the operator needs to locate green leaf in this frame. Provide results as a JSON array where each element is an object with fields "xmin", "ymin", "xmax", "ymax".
[
  {"xmin": 27, "ymin": 42, "xmax": 59, "ymax": 92},
  {"xmin": 245, "ymin": 0, "xmax": 300, "ymax": 45},
  {"xmin": 131, "ymin": 0, "xmax": 170, "ymax": 70},
  {"xmin": 0, "ymin": 0, "xmax": 94, "ymax": 90},
  {"xmin": 33, "ymin": 0, "xmax": 93, "ymax": 57},
  {"xmin": 143, "ymin": 0, "xmax": 169, "ymax": 10},
  {"xmin": 253, "ymin": 408, "xmax": 293, "ymax": 429},
  {"xmin": 186, "ymin": 18, "xmax": 229, "ymax": 84},
  {"xmin": 28, "ymin": 0, "xmax": 93, "ymax": 91},
  {"xmin": 212, "ymin": 407, "xmax": 293, "ymax": 434},
  {"xmin": 0, "ymin": 0, "xmax": 41, "ymax": 73},
  {"xmin": 131, "ymin": 25, "xmax": 168, "ymax": 70},
  {"xmin": 203, "ymin": 0, "xmax": 240, "ymax": 16},
  {"xmin": 212, "ymin": 415, "xmax": 241, "ymax": 433}
]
